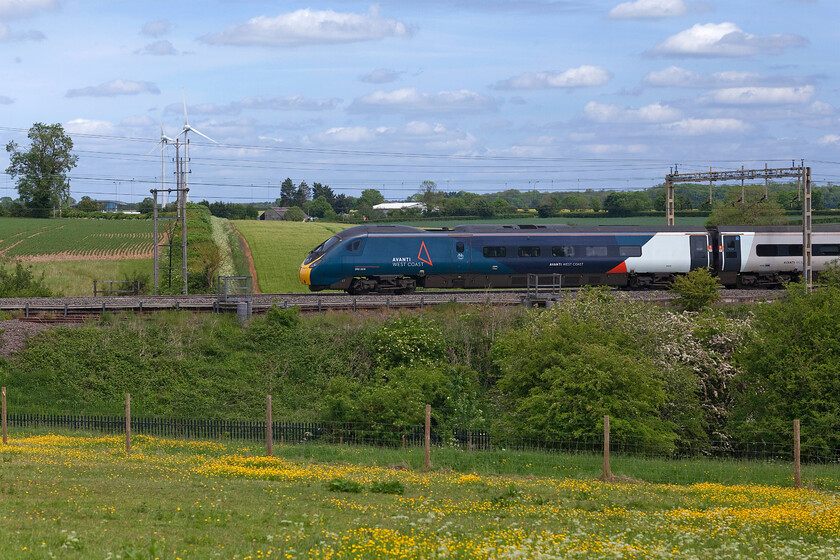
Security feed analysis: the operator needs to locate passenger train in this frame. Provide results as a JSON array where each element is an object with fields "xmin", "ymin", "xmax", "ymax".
[{"xmin": 298, "ymin": 224, "xmax": 840, "ymax": 294}]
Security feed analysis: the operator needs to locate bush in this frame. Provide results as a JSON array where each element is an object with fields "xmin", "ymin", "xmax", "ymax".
[
  {"xmin": 0, "ymin": 261, "xmax": 52, "ymax": 297},
  {"xmin": 669, "ymin": 268, "xmax": 721, "ymax": 311}
]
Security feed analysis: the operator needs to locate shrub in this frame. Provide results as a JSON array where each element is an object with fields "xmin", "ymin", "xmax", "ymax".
[
  {"xmin": 0, "ymin": 261, "xmax": 52, "ymax": 297},
  {"xmin": 669, "ymin": 267, "xmax": 721, "ymax": 311}
]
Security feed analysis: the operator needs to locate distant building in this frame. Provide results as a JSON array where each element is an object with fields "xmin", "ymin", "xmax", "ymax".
[
  {"xmin": 260, "ymin": 207, "xmax": 288, "ymax": 220},
  {"xmin": 372, "ymin": 202, "xmax": 425, "ymax": 215}
]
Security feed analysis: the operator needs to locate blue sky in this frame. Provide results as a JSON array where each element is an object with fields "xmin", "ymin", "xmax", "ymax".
[{"xmin": 1, "ymin": 0, "xmax": 838, "ymax": 204}]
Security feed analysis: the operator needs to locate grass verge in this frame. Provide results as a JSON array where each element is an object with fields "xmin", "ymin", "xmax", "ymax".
[{"xmin": 1, "ymin": 431, "xmax": 839, "ymax": 559}]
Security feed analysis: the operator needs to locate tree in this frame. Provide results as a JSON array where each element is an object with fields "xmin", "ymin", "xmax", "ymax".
[
  {"xmin": 77, "ymin": 196, "xmax": 100, "ymax": 212},
  {"xmin": 419, "ymin": 180, "xmax": 443, "ymax": 212},
  {"xmin": 283, "ymin": 206, "xmax": 306, "ymax": 221},
  {"xmin": 358, "ymin": 189, "xmax": 385, "ymax": 208},
  {"xmin": 293, "ymin": 181, "xmax": 311, "ymax": 209},
  {"xmin": 312, "ymin": 183, "xmax": 335, "ymax": 207},
  {"xmin": 706, "ymin": 186, "xmax": 787, "ymax": 226},
  {"xmin": 279, "ymin": 178, "xmax": 295, "ymax": 207},
  {"xmin": 137, "ymin": 197, "xmax": 155, "ymax": 214},
  {"xmin": 6, "ymin": 123, "xmax": 79, "ymax": 218},
  {"xmin": 309, "ymin": 196, "xmax": 333, "ymax": 219}
]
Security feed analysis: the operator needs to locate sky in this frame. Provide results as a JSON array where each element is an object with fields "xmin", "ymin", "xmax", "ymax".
[{"xmin": 0, "ymin": 0, "xmax": 839, "ymax": 205}]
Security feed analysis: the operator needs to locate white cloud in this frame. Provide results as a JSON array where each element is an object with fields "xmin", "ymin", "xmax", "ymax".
[
  {"xmin": 664, "ymin": 118, "xmax": 748, "ymax": 134},
  {"xmin": 64, "ymin": 119, "xmax": 117, "ymax": 135},
  {"xmin": 649, "ymin": 22, "xmax": 807, "ymax": 57},
  {"xmin": 494, "ymin": 66, "xmax": 611, "ymax": 89},
  {"xmin": 584, "ymin": 101, "xmax": 680, "ymax": 122},
  {"xmin": 0, "ymin": 0, "xmax": 57, "ymax": 20},
  {"xmin": 818, "ymin": 135, "xmax": 840, "ymax": 146},
  {"xmin": 607, "ymin": 0, "xmax": 688, "ymax": 19},
  {"xmin": 141, "ymin": 20, "xmax": 171, "ymax": 37},
  {"xmin": 200, "ymin": 8, "xmax": 411, "ymax": 47},
  {"xmin": 167, "ymin": 95, "xmax": 340, "ymax": 116},
  {"xmin": 0, "ymin": 22, "xmax": 45, "ymax": 41},
  {"xmin": 136, "ymin": 40, "xmax": 178, "ymax": 56},
  {"xmin": 349, "ymin": 88, "xmax": 497, "ymax": 114},
  {"xmin": 66, "ymin": 80, "xmax": 160, "ymax": 98},
  {"xmin": 705, "ymin": 85, "xmax": 815, "ymax": 105},
  {"xmin": 303, "ymin": 121, "xmax": 479, "ymax": 152},
  {"xmin": 360, "ymin": 69, "xmax": 402, "ymax": 84},
  {"xmin": 583, "ymin": 144, "xmax": 647, "ymax": 154}
]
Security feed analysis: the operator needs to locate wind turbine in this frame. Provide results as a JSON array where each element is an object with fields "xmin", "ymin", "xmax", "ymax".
[
  {"xmin": 176, "ymin": 93, "xmax": 217, "ymax": 204},
  {"xmin": 146, "ymin": 109, "xmax": 174, "ymax": 208}
]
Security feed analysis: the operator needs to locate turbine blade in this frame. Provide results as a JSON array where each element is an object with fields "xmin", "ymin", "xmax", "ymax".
[
  {"xmin": 190, "ymin": 128, "xmax": 217, "ymax": 143},
  {"xmin": 145, "ymin": 139, "xmax": 164, "ymax": 157},
  {"xmin": 182, "ymin": 89, "xmax": 189, "ymax": 126}
]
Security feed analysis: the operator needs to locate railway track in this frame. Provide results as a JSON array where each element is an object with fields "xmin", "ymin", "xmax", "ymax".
[{"xmin": 0, "ymin": 289, "xmax": 782, "ymax": 321}]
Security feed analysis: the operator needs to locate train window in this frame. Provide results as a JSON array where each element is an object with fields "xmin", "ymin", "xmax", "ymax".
[
  {"xmin": 788, "ymin": 245, "xmax": 802, "ymax": 256},
  {"xmin": 346, "ymin": 239, "xmax": 364, "ymax": 252},
  {"xmin": 619, "ymin": 246, "xmax": 642, "ymax": 257},
  {"xmin": 483, "ymin": 246, "xmax": 506, "ymax": 258},
  {"xmin": 456, "ymin": 241, "xmax": 465, "ymax": 253},
  {"xmin": 518, "ymin": 246, "xmax": 541, "ymax": 258},
  {"xmin": 756, "ymin": 245, "xmax": 779, "ymax": 257},
  {"xmin": 552, "ymin": 246, "xmax": 575, "ymax": 257},
  {"xmin": 816, "ymin": 244, "xmax": 840, "ymax": 256},
  {"xmin": 585, "ymin": 246, "xmax": 608, "ymax": 257}
]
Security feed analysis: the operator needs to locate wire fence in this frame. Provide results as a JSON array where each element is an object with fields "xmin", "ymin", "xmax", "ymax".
[{"xmin": 3, "ymin": 391, "xmax": 840, "ymax": 489}]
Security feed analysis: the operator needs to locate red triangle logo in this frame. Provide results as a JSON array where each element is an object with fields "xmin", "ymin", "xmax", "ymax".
[{"xmin": 418, "ymin": 241, "xmax": 433, "ymax": 266}]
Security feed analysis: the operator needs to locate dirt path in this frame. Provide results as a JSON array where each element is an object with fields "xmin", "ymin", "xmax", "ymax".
[{"xmin": 230, "ymin": 223, "xmax": 260, "ymax": 293}]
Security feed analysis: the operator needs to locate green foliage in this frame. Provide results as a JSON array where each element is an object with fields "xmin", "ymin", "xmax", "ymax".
[
  {"xmin": 669, "ymin": 267, "xmax": 721, "ymax": 311},
  {"xmin": 327, "ymin": 478, "xmax": 364, "ymax": 493},
  {"xmin": 0, "ymin": 261, "xmax": 52, "ymax": 297},
  {"xmin": 283, "ymin": 206, "xmax": 306, "ymax": 222},
  {"xmin": 492, "ymin": 309, "xmax": 677, "ymax": 450},
  {"xmin": 372, "ymin": 315, "xmax": 447, "ymax": 370},
  {"xmin": 369, "ymin": 480, "xmax": 405, "ymax": 495},
  {"xmin": 731, "ymin": 283, "xmax": 840, "ymax": 448},
  {"xmin": 5, "ymin": 123, "xmax": 78, "ymax": 218},
  {"xmin": 706, "ymin": 186, "xmax": 788, "ymax": 226}
]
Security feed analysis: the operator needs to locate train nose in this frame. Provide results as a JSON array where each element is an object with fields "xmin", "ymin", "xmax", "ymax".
[{"xmin": 299, "ymin": 262, "xmax": 312, "ymax": 285}]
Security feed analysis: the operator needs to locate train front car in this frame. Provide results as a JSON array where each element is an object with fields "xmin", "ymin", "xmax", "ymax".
[{"xmin": 299, "ymin": 225, "xmax": 434, "ymax": 293}]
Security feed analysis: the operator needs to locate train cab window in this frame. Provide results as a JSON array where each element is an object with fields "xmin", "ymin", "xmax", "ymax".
[
  {"xmin": 552, "ymin": 246, "xmax": 575, "ymax": 257},
  {"xmin": 816, "ymin": 244, "xmax": 840, "ymax": 256},
  {"xmin": 756, "ymin": 245, "xmax": 779, "ymax": 257},
  {"xmin": 346, "ymin": 239, "xmax": 364, "ymax": 252},
  {"xmin": 518, "ymin": 246, "xmax": 541, "ymax": 258},
  {"xmin": 456, "ymin": 241, "xmax": 465, "ymax": 253},
  {"xmin": 585, "ymin": 246, "xmax": 608, "ymax": 257},
  {"xmin": 483, "ymin": 246, "xmax": 506, "ymax": 258},
  {"xmin": 619, "ymin": 246, "xmax": 642, "ymax": 258}
]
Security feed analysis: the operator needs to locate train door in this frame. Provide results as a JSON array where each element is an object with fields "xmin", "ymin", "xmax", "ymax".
[
  {"xmin": 721, "ymin": 234, "xmax": 741, "ymax": 272},
  {"xmin": 451, "ymin": 237, "xmax": 471, "ymax": 275},
  {"xmin": 689, "ymin": 235, "xmax": 709, "ymax": 270}
]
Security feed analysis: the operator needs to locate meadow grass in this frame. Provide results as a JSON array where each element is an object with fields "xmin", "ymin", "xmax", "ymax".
[
  {"xmin": 2, "ymin": 430, "xmax": 840, "ymax": 559},
  {"xmin": 22, "ymin": 259, "xmax": 152, "ymax": 296},
  {"xmin": 232, "ymin": 221, "xmax": 346, "ymax": 293}
]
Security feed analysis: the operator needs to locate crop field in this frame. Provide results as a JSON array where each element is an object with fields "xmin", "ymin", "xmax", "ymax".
[
  {"xmin": 2, "ymin": 432, "xmax": 840, "ymax": 559},
  {"xmin": 0, "ymin": 218, "xmax": 154, "ymax": 261},
  {"xmin": 0, "ymin": 218, "xmax": 155, "ymax": 296},
  {"xmin": 232, "ymin": 221, "xmax": 346, "ymax": 293}
]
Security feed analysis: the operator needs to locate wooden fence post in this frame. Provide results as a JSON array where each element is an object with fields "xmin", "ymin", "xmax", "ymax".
[
  {"xmin": 601, "ymin": 415, "xmax": 612, "ymax": 481},
  {"xmin": 266, "ymin": 395, "xmax": 273, "ymax": 457},
  {"xmin": 2, "ymin": 387, "xmax": 7, "ymax": 445},
  {"xmin": 794, "ymin": 419, "xmax": 801, "ymax": 489},
  {"xmin": 424, "ymin": 404, "xmax": 431, "ymax": 470},
  {"xmin": 125, "ymin": 393, "xmax": 131, "ymax": 455}
]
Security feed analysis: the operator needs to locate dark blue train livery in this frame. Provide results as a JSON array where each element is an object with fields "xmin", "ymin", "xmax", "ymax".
[{"xmin": 300, "ymin": 223, "xmax": 840, "ymax": 294}]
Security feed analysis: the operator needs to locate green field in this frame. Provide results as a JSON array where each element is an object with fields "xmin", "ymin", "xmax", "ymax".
[
  {"xmin": 2, "ymin": 431, "xmax": 839, "ymax": 559},
  {"xmin": 232, "ymin": 221, "xmax": 346, "ymax": 293},
  {"xmin": 0, "ymin": 217, "xmax": 155, "ymax": 296},
  {"xmin": 0, "ymin": 217, "xmax": 153, "ymax": 258}
]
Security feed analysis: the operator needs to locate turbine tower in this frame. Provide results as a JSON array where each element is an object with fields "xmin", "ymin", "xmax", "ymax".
[
  {"xmin": 146, "ymin": 109, "xmax": 174, "ymax": 208},
  {"xmin": 176, "ymin": 93, "xmax": 217, "ymax": 204}
]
